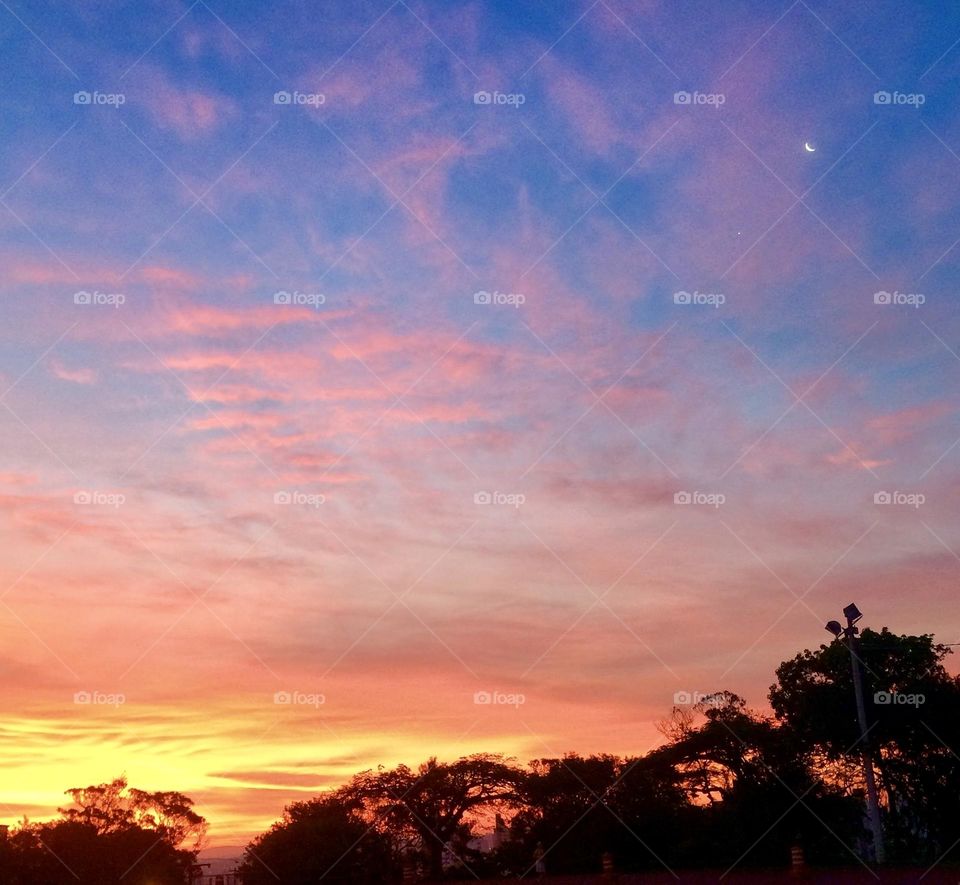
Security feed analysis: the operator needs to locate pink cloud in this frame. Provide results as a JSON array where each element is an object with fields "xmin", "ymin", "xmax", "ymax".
[
  {"xmin": 154, "ymin": 90, "xmax": 232, "ymax": 138},
  {"xmin": 157, "ymin": 301, "xmax": 340, "ymax": 336},
  {"xmin": 134, "ymin": 65, "xmax": 237, "ymax": 140},
  {"xmin": 539, "ymin": 57, "xmax": 623, "ymax": 154},
  {"xmin": 139, "ymin": 265, "xmax": 203, "ymax": 289},
  {"xmin": 0, "ymin": 471, "xmax": 38, "ymax": 487},
  {"xmin": 48, "ymin": 358, "xmax": 97, "ymax": 385}
]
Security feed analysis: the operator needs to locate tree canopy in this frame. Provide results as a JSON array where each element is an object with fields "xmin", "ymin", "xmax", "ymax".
[
  {"xmin": 770, "ymin": 628, "xmax": 960, "ymax": 862},
  {"xmin": 0, "ymin": 776, "xmax": 205, "ymax": 885},
  {"xmin": 239, "ymin": 627, "xmax": 959, "ymax": 880},
  {"xmin": 337, "ymin": 753, "xmax": 523, "ymax": 879},
  {"xmin": 239, "ymin": 794, "xmax": 394, "ymax": 885}
]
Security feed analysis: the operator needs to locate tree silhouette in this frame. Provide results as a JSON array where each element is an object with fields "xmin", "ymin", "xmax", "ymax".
[
  {"xmin": 0, "ymin": 777, "xmax": 205, "ymax": 884},
  {"xmin": 338, "ymin": 753, "xmax": 523, "ymax": 880},
  {"xmin": 60, "ymin": 776, "xmax": 205, "ymax": 850},
  {"xmin": 508, "ymin": 752, "xmax": 690, "ymax": 875},
  {"xmin": 653, "ymin": 692, "xmax": 860, "ymax": 866},
  {"xmin": 236, "ymin": 631, "xmax": 960, "ymax": 878},
  {"xmin": 771, "ymin": 628, "xmax": 960, "ymax": 862},
  {"xmin": 239, "ymin": 794, "xmax": 394, "ymax": 885}
]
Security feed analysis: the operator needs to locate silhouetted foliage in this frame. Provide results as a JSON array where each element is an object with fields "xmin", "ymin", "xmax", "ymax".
[
  {"xmin": 0, "ymin": 777, "xmax": 203, "ymax": 884},
  {"xmin": 236, "ymin": 630, "xmax": 960, "ymax": 879},
  {"xmin": 771, "ymin": 629, "xmax": 960, "ymax": 863},
  {"xmin": 653, "ymin": 692, "xmax": 861, "ymax": 867},
  {"xmin": 505, "ymin": 752, "xmax": 692, "ymax": 875},
  {"xmin": 337, "ymin": 753, "xmax": 523, "ymax": 880},
  {"xmin": 60, "ymin": 775, "xmax": 206, "ymax": 850},
  {"xmin": 238, "ymin": 794, "xmax": 395, "ymax": 885}
]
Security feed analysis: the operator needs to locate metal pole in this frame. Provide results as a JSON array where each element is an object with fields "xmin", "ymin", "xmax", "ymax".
[{"xmin": 845, "ymin": 621, "xmax": 885, "ymax": 864}]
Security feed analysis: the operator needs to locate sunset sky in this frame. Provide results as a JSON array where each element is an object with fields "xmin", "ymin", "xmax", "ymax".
[{"xmin": 1, "ymin": 0, "xmax": 960, "ymax": 846}]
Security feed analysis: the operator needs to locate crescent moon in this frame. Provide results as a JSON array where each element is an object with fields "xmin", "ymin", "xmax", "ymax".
[{"xmin": 804, "ymin": 142, "xmax": 816, "ymax": 153}]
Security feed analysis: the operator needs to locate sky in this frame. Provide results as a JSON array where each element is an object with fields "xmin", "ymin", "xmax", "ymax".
[{"xmin": 1, "ymin": 0, "xmax": 960, "ymax": 847}]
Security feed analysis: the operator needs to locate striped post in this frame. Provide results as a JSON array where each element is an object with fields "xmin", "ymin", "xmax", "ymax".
[
  {"xmin": 791, "ymin": 843, "xmax": 805, "ymax": 876},
  {"xmin": 602, "ymin": 851, "xmax": 615, "ymax": 876}
]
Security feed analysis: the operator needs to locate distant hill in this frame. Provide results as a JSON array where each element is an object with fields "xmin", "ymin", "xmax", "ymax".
[{"xmin": 197, "ymin": 846, "xmax": 244, "ymax": 875}]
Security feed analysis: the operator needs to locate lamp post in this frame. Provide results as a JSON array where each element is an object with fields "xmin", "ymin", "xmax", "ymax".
[{"xmin": 825, "ymin": 603, "xmax": 885, "ymax": 865}]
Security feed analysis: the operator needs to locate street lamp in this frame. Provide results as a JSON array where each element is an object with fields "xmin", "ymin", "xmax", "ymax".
[{"xmin": 824, "ymin": 603, "xmax": 885, "ymax": 864}]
